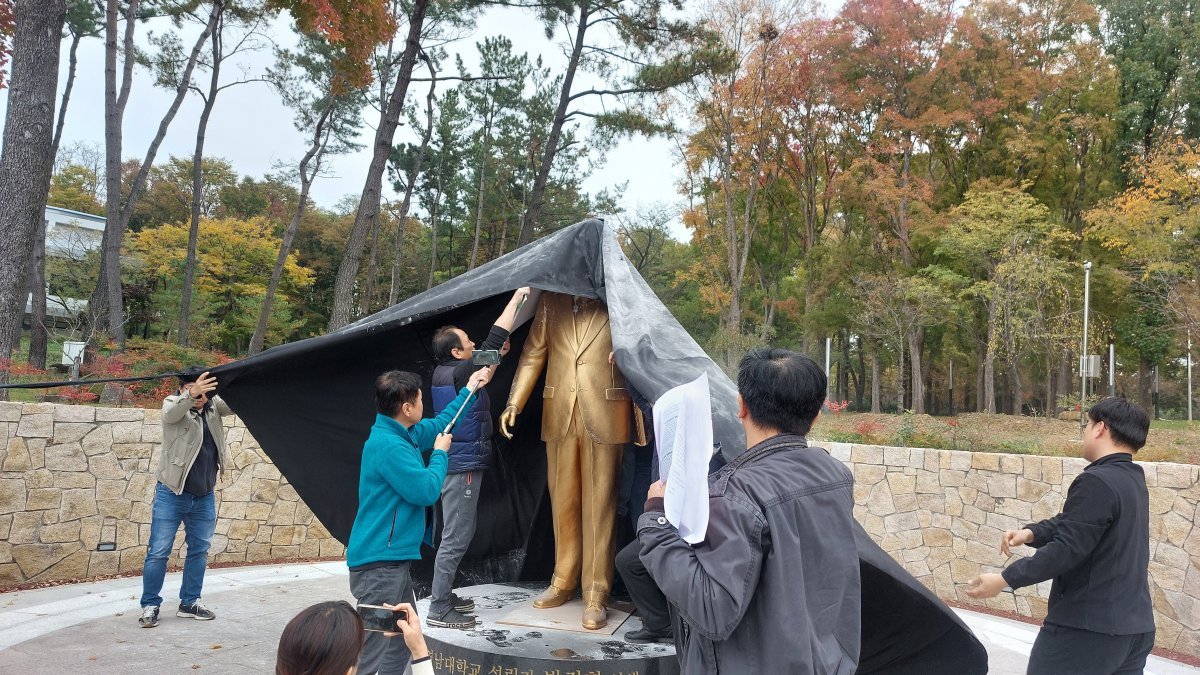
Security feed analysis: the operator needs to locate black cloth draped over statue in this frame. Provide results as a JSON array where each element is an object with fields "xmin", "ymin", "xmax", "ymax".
[{"xmin": 209, "ymin": 219, "xmax": 987, "ymax": 673}]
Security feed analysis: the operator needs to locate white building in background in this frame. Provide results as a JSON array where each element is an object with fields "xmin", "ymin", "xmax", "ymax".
[
  {"xmin": 44, "ymin": 205, "xmax": 105, "ymax": 258},
  {"xmin": 23, "ymin": 205, "xmax": 106, "ymax": 330}
]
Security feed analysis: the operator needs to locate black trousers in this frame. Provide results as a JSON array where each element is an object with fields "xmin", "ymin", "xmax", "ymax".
[
  {"xmin": 615, "ymin": 538, "xmax": 671, "ymax": 632},
  {"xmin": 1027, "ymin": 623, "xmax": 1155, "ymax": 675}
]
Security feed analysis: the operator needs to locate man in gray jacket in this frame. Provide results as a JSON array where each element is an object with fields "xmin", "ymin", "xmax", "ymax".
[
  {"xmin": 139, "ymin": 368, "xmax": 233, "ymax": 628},
  {"xmin": 637, "ymin": 348, "xmax": 861, "ymax": 673}
]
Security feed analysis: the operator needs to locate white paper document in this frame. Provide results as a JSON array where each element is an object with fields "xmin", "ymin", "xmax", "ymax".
[{"xmin": 653, "ymin": 372, "xmax": 714, "ymax": 544}]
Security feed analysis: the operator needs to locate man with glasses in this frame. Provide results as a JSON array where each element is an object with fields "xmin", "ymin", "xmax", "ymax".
[{"xmin": 967, "ymin": 397, "xmax": 1154, "ymax": 675}]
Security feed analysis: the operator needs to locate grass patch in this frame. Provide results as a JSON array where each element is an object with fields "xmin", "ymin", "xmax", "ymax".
[{"xmin": 813, "ymin": 411, "xmax": 1199, "ymax": 463}]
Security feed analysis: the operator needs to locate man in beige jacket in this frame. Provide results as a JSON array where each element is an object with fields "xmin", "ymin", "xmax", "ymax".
[{"xmin": 139, "ymin": 368, "xmax": 233, "ymax": 628}]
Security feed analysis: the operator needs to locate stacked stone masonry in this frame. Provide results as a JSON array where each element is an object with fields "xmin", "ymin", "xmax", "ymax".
[
  {"xmin": 0, "ymin": 402, "xmax": 343, "ymax": 589},
  {"xmin": 3, "ymin": 403, "xmax": 1200, "ymax": 658},
  {"xmin": 825, "ymin": 441, "xmax": 1200, "ymax": 659}
]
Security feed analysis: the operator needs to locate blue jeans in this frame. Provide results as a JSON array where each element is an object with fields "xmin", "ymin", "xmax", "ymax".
[{"xmin": 140, "ymin": 482, "xmax": 216, "ymax": 608}]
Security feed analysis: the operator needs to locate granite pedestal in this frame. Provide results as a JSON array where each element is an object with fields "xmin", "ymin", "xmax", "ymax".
[{"xmin": 415, "ymin": 582, "xmax": 679, "ymax": 674}]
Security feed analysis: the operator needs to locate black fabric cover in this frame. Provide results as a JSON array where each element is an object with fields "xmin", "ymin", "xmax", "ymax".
[{"xmin": 211, "ymin": 218, "xmax": 986, "ymax": 673}]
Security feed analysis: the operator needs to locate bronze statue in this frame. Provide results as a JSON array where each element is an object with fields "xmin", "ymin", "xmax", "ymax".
[{"xmin": 501, "ymin": 292, "xmax": 644, "ymax": 630}]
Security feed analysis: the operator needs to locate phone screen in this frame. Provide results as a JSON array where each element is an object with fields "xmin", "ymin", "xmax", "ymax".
[
  {"xmin": 357, "ymin": 604, "xmax": 407, "ymax": 633},
  {"xmin": 471, "ymin": 350, "xmax": 501, "ymax": 366}
]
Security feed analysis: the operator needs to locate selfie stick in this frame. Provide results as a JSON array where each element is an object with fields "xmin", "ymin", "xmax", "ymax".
[{"xmin": 443, "ymin": 382, "xmax": 481, "ymax": 435}]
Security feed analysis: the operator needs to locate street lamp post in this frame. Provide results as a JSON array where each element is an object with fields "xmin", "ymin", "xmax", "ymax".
[
  {"xmin": 1108, "ymin": 343, "xmax": 1115, "ymax": 397},
  {"xmin": 1080, "ymin": 261, "xmax": 1092, "ymax": 435}
]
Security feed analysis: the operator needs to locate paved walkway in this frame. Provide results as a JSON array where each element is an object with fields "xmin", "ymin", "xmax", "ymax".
[{"xmin": 0, "ymin": 561, "xmax": 1196, "ymax": 674}]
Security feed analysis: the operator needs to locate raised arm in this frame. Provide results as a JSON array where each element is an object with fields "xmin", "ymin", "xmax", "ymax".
[
  {"xmin": 1002, "ymin": 474, "xmax": 1116, "ymax": 589},
  {"xmin": 505, "ymin": 294, "xmax": 550, "ymax": 415},
  {"xmin": 493, "ymin": 287, "xmax": 531, "ymax": 333}
]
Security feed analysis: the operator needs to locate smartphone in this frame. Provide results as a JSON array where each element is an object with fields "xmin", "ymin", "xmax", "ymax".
[
  {"xmin": 471, "ymin": 349, "xmax": 502, "ymax": 366},
  {"xmin": 357, "ymin": 604, "xmax": 408, "ymax": 633}
]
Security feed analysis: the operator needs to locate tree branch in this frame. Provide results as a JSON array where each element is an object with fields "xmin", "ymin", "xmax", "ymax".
[{"xmin": 568, "ymin": 85, "xmax": 660, "ymax": 102}]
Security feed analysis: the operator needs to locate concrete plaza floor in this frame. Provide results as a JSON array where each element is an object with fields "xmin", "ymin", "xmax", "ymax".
[{"xmin": 0, "ymin": 561, "xmax": 1196, "ymax": 674}]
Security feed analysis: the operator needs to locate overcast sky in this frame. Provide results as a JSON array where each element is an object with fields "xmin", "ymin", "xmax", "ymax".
[{"xmin": 0, "ymin": 7, "xmax": 689, "ymax": 237}]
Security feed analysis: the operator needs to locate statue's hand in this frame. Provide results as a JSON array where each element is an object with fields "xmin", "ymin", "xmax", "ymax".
[{"xmin": 499, "ymin": 405, "xmax": 519, "ymax": 440}]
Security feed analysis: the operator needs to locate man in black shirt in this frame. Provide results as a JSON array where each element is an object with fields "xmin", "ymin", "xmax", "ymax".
[{"xmin": 967, "ymin": 397, "xmax": 1154, "ymax": 674}]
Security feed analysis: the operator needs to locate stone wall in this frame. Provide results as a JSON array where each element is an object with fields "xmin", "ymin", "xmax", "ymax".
[
  {"xmin": 825, "ymin": 441, "xmax": 1200, "ymax": 658},
  {"xmin": 4, "ymin": 403, "xmax": 1200, "ymax": 657},
  {"xmin": 0, "ymin": 402, "xmax": 343, "ymax": 588}
]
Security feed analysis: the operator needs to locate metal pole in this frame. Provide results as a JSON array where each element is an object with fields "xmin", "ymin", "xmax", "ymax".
[
  {"xmin": 1189, "ymin": 331, "xmax": 1194, "ymax": 422},
  {"xmin": 1108, "ymin": 343, "xmax": 1115, "ymax": 398},
  {"xmin": 948, "ymin": 360, "xmax": 954, "ymax": 417},
  {"xmin": 1154, "ymin": 365, "xmax": 1160, "ymax": 420},
  {"xmin": 1080, "ymin": 261, "xmax": 1092, "ymax": 435},
  {"xmin": 825, "ymin": 336, "xmax": 832, "ymax": 402}
]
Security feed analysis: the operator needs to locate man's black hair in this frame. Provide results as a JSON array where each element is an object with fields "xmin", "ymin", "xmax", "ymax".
[
  {"xmin": 737, "ymin": 347, "xmax": 827, "ymax": 437},
  {"xmin": 375, "ymin": 370, "xmax": 423, "ymax": 417},
  {"xmin": 432, "ymin": 326, "xmax": 464, "ymax": 361},
  {"xmin": 178, "ymin": 365, "xmax": 206, "ymax": 387},
  {"xmin": 1088, "ymin": 397, "xmax": 1150, "ymax": 451}
]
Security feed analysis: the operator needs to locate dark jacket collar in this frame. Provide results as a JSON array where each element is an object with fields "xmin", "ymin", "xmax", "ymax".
[{"xmin": 1086, "ymin": 452, "xmax": 1134, "ymax": 470}]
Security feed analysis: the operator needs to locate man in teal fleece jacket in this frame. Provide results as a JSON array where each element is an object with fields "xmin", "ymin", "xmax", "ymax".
[{"xmin": 347, "ymin": 367, "xmax": 490, "ymax": 675}]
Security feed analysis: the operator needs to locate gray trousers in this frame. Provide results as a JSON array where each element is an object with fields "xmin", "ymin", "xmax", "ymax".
[
  {"xmin": 349, "ymin": 563, "xmax": 415, "ymax": 675},
  {"xmin": 429, "ymin": 469, "xmax": 482, "ymax": 616}
]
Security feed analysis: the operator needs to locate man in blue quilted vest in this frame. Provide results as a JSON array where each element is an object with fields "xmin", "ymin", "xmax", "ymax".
[{"xmin": 427, "ymin": 287, "xmax": 530, "ymax": 628}]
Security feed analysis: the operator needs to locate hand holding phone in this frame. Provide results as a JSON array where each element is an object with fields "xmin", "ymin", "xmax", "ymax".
[
  {"xmin": 357, "ymin": 604, "xmax": 408, "ymax": 633},
  {"xmin": 389, "ymin": 602, "xmax": 430, "ymax": 659}
]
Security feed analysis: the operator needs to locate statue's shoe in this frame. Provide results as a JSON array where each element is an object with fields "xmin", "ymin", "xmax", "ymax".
[
  {"xmin": 582, "ymin": 602, "xmax": 608, "ymax": 630},
  {"xmin": 532, "ymin": 585, "xmax": 573, "ymax": 609}
]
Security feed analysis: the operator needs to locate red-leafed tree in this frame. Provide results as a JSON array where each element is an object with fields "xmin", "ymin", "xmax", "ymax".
[
  {"xmin": 267, "ymin": 0, "xmax": 393, "ymax": 88},
  {"xmin": 828, "ymin": 0, "xmax": 963, "ymax": 413}
]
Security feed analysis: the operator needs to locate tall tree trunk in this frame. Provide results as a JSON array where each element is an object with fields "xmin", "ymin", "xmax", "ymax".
[
  {"xmin": 92, "ymin": 0, "xmax": 217, "ymax": 346},
  {"xmin": 249, "ymin": 107, "xmax": 333, "ymax": 355},
  {"xmin": 855, "ymin": 339, "xmax": 865, "ymax": 411},
  {"xmin": 870, "ymin": 350, "xmax": 881, "ymax": 413},
  {"xmin": 838, "ymin": 330, "xmax": 851, "ymax": 403},
  {"xmin": 897, "ymin": 337, "xmax": 906, "ymax": 413},
  {"xmin": 1055, "ymin": 347, "xmax": 1071, "ymax": 415},
  {"xmin": 0, "ymin": 0, "xmax": 66, "ymax": 396},
  {"xmin": 362, "ymin": 216, "xmax": 380, "ymax": 316},
  {"xmin": 975, "ymin": 339, "xmax": 986, "ymax": 412},
  {"xmin": 179, "ymin": 5, "xmax": 225, "ymax": 346},
  {"xmin": 908, "ymin": 326, "xmax": 925, "ymax": 414},
  {"xmin": 468, "ymin": 123, "xmax": 491, "ymax": 271},
  {"xmin": 426, "ymin": 173, "xmax": 444, "ymax": 291},
  {"xmin": 517, "ymin": 4, "xmax": 589, "ymax": 247},
  {"xmin": 1045, "ymin": 353, "xmax": 1055, "ymax": 417},
  {"xmin": 26, "ymin": 223, "xmax": 48, "ymax": 370},
  {"xmin": 387, "ymin": 59, "xmax": 436, "ymax": 307},
  {"xmin": 91, "ymin": 0, "xmax": 137, "ymax": 346},
  {"xmin": 983, "ymin": 299, "xmax": 998, "ymax": 413},
  {"xmin": 1010, "ymin": 354, "xmax": 1023, "ymax": 415},
  {"xmin": 27, "ymin": 29, "xmax": 81, "ymax": 370},
  {"xmin": 1137, "ymin": 358, "xmax": 1153, "ymax": 414},
  {"xmin": 328, "ymin": 0, "xmax": 431, "ymax": 330}
]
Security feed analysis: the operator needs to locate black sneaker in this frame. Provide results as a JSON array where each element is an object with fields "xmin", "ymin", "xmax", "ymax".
[
  {"xmin": 626, "ymin": 626, "xmax": 672, "ymax": 643},
  {"xmin": 427, "ymin": 608, "xmax": 477, "ymax": 630},
  {"xmin": 177, "ymin": 600, "xmax": 216, "ymax": 620},
  {"xmin": 139, "ymin": 606, "xmax": 159, "ymax": 628},
  {"xmin": 451, "ymin": 593, "xmax": 475, "ymax": 613}
]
